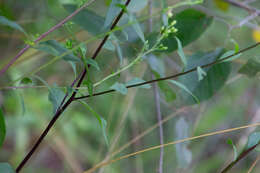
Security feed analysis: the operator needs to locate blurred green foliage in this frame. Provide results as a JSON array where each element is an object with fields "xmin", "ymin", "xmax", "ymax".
[{"xmin": 1, "ymin": 0, "xmax": 260, "ymax": 173}]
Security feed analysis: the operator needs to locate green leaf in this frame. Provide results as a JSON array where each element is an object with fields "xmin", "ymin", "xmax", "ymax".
[
  {"xmin": 34, "ymin": 76, "xmax": 66, "ymax": 113},
  {"xmin": 0, "ymin": 108, "xmax": 6, "ymax": 148},
  {"xmin": 147, "ymin": 54, "xmax": 165, "ymax": 77},
  {"xmin": 69, "ymin": 61, "xmax": 77, "ymax": 78},
  {"xmin": 115, "ymin": 40, "xmax": 124, "ymax": 65},
  {"xmin": 246, "ymin": 132, "xmax": 260, "ymax": 149},
  {"xmin": 83, "ymin": 80, "xmax": 94, "ymax": 96},
  {"xmin": 128, "ymin": 13, "xmax": 145, "ymax": 43},
  {"xmin": 158, "ymin": 80, "xmax": 176, "ymax": 102},
  {"xmin": 110, "ymin": 82, "xmax": 128, "ymax": 95},
  {"xmin": 214, "ymin": 0, "xmax": 230, "ymax": 11},
  {"xmin": 230, "ymin": 39, "xmax": 239, "ymax": 53},
  {"xmin": 179, "ymin": 48, "xmax": 231, "ymax": 105},
  {"xmin": 82, "ymin": 57, "xmax": 100, "ymax": 71},
  {"xmin": 126, "ymin": 77, "xmax": 151, "ymax": 89},
  {"xmin": 219, "ymin": 50, "xmax": 242, "ymax": 62},
  {"xmin": 36, "ymin": 40, "xmax": 80, "ymax": 62},
  {"xmin": 116, "ymin": 4, "xmax": 128, "ymax": 13},
  {"xmin": 175, "ymin": 37, "xmax": 187, "ymax": 69},
  {"xmin": 20, "ymin": 77, "xmax": 33, "ymax": 86},
  {"xmin": 64, "ymin": 4, "xmax": 107, "ymax": 35},
  {"xmin": 48, "ymin": 84, "xmax": 66, "ymax": 113},
  {"xmin": 79, "ymin": 101, "xmax": 109, "ymax": 146},
  {"xmin": 197, "ymin": 66, "xmax": 207, "ymax": 81},
  {"xmin": 104, "ymin": 0, "xmax": 122, "ymax": 28},
  {"xmin": 66, "ymin": 86, "xmax": 74, "ymax": 97},
  {"xmin": 227, "ymin": 139, "xmax": 238, "ymax": 161},
  {"xmin": 104, "ymin": 39, "xmax": 116, "ymax": 51},
  {"xmin": 175, "ymin": 117, "xmax": 192, "ymax": 168},
  {"xmin": 0, "ymin": 163, "xmax": 15, "ymax": 173},
  {"xmin": 78, "ymin": 43, "xmax": 100, "ymax": 71},
  {"xmin": 168, "ymin": 80, "xmax": 199, "ymax": 103},
  {"xmin": 0, "ymin": 16, "xmax": 27, "ymax": 35},
  {"xmin": 239, "ymin": 58, "xmax": 260, "ymax": 78},
  {"xmin": 127, "ymin": 0, "xmax": 148, "ymax": 13},
  {"xmin": 151, "ymin": 63, "xmax": 176, "ymax": 102},
  {"xmin": 161, "ymin": 8, "xmax": 213, "ymax": 53}
]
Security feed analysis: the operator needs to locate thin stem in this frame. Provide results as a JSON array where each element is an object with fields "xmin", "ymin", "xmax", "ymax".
[
  {"xmin": 15, "ymin": 1, "xmax": 132, "ymax": 172},
  {"xmin": 75, "ymin": 42, "xmax": 260, "ymax": 100},
  {"xmin": 84, "ymin": 123, "xmax": 260, "ymax": 173},
  {"xmin": 152, "ymin": 75, "xmax": 164, "ymax": 173},
  {"xmin": 148, "ymin": 0, "xmax": 164, "ymax": 172},
  {"xmin": 221, "ymin": 142, "xmax": 260, "ymax": 173},
  {"xmin": 224, "ymin": 0, "xmax": 260, "ymax": 14},
  {"xmin": 93, "ymin": 51, "xmax": 144, "ymax": 88},
  {"xmin": 247, "ymin": 154, "xmax": 260, "ymax": 173},
  {"xmin": 0, "ymin": 0, "xmax": 96, "ymax": 76}
]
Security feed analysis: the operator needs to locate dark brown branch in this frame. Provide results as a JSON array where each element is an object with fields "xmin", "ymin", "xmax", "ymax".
[
  {"xmin": 74, "ymin": 42, "xmax": 260, "ymax": 100},
  {"xmin": 15, "ymin": 1, "xmax": 132, "ymax": 172},
  {"xmin": 221, "ymin": 142, "xmax": 260, "ymax": 173}
]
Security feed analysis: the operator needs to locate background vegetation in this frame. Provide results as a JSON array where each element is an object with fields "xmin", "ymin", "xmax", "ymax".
[{"xmin": 1, "ymin": 0, "xmax": 260, "ymax": 173}]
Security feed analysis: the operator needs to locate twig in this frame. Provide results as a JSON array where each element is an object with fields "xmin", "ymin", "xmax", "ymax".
[
  {"xmin": 148, "ymin": 0, "xmax": 164, "ymax": 172},
  {"xmin": 247, "ymin": 154, "xmax": 260, "ymax": 173},
  {"xmin": 15, "ymin": 1, "xmax": 132, "ymax": 172},
  {"xmin": 223, "ymin": 0, "xmax": 260, "ymax": 14},
  {"xmin": 84, "ymin": 123, "xmax": 260, "ymax": 173},
  {"xmin": 221, "ymin": 142, "xmax": 260, "ymax": 173},
  {"xmin": 0, "ymin": 0, "xmax": 96, "ymax": 76},
  {"xmin": 224, "ymin": 0, "xmax": 260, "ymax": 27},
  {"xmin": 75, "ymin": 42, "xmax": 260, "ymax": 100},
  {"xmin": 152, "ymin": 78, "xmax": 164, "ymax": 173}
]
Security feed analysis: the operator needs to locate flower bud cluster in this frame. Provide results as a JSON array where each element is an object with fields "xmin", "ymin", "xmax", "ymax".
[{"xmin": 160, "ymin": 20, "xmax": 178, "ymax": 38}]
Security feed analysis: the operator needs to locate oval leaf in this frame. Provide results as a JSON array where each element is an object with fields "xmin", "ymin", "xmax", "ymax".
[
  {"xmin": 36, "ymin": 40, "xmax": 80, "ymax": 62},
  {"xmin": 178, "ymin": 48, "xmax": 231, "ymax": 105},
  {"xmin": 161, "ymin": 8, "xmax": 213, "ymax": 53},
  {"xmin": 246, "ymin": 132, "xmax": 260, "ymax": 149}
]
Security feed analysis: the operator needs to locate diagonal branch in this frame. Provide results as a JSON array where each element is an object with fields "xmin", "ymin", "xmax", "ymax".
[
  {"xmin": 0, "ymin": 0, "xmax": 96, "ymax": 76},
  {"xmin": 224, "ymin": 0, "xmax": 260, "ymax": 14},
  {"xmin": 223, "ymin": 0, "xmax": 260, "ymax": 28},
  {"xmin": 15, "ymin": 1, "xmax": 132, "ymax": 172},
  {"xmin": 221, "ymin": 142, "xmax": 260, "ymax": 173},
  {"xmin": 74, "ymin": 42, "xmax": 260, "ymax": 100}
]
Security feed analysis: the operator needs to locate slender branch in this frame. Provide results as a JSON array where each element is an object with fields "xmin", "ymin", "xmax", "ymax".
[
  {"xmin": 247, "ymin": 153, "xmax": 260, "ymax": 173},
  {"xmin": 152, "ymin": 75, "xmax": 164, "ymax": 173},
  {"xmin": 84, "ymin": 123, "xmax": 260, "ymax": 173},
  {"xmin": 0, "ymin": 0, "xmax": 96, "ymax": 76},
  {"xmin": 221, "ymin": 142, "xmax": 260, "ymax": 173},
  {"xmin": 148, "ymin": 0, "xmax": 164, "ymax": 172},
  {"xmin": 75, "ymin": 42, "xmax": 260, "ymax": 100},
  {"xmin": 224, "ymin": 0, "xmax": 260, "ymax": 14},
  {"xmin": 15, "ymin": 1, "xmax": 132, "ymax": 172},
  {"xmin": 223, "ymin": 0, "xmax": 260, "ymax": 28}
]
